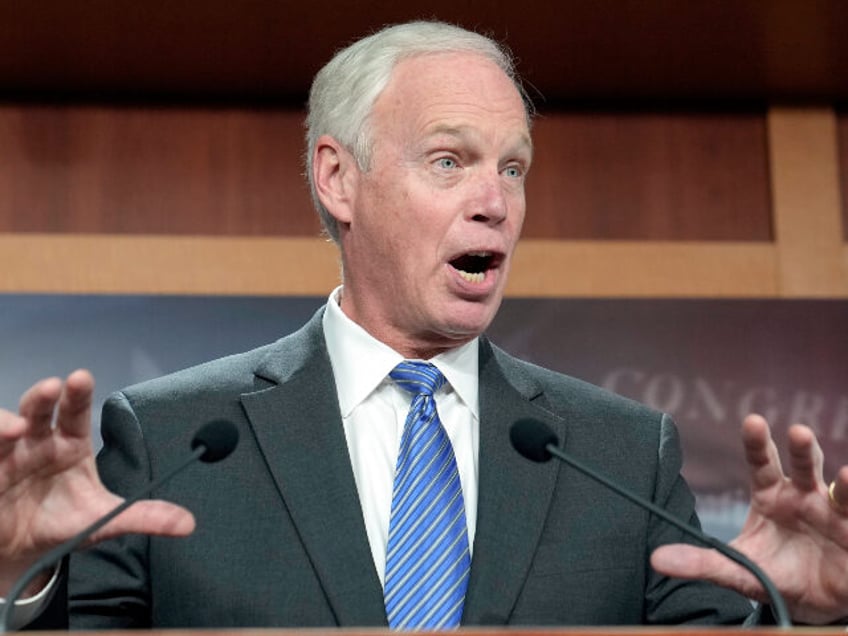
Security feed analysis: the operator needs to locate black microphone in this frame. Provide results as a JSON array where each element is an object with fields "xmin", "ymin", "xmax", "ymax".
[
  {"xmin": 510, "ymin": 418, "xmax": 791, "ymax": 629},
  {"xmin": 0, "ymin": 419, "xmax": 239, "ymax": 632}
]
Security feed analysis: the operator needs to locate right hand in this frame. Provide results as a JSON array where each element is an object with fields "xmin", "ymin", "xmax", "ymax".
[{"xmin": 0, "ymin": 370, "xmax": 195, "ymax": 598}]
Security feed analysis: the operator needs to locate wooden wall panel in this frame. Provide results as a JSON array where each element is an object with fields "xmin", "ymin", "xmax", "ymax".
[
  {"xmin": 839, "ymin": 109, "xmax": 848, "ymax": 241},
  {"xmin": 0, "ymin": 105, "xmax": 772, "ymax": 242},
  {"xmin": 1, "ymin": 1, "xmax": 847, "ymax": 103},
  {"xmin": 0, "ymin": 105, "xmax": 319, "ymax": 236},
  {"xmin": 768, "ymin": 107, "xmax": 846, "ymax": 296},
  {"xmin": 0, "ymin": 235, "xmax": 776, "ymax": 297},
  {"xmin": 523, "ymin": 111, "xmax": 772, "ymax": 240},
  {"xmin": 1, "ymin": 105, "xmax": 845, "ymax": 297}
]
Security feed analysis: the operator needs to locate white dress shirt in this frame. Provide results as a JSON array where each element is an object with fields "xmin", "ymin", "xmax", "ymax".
[{"xmin": 322, "ymin": 287, "xmax": 479, "ymax": 586}]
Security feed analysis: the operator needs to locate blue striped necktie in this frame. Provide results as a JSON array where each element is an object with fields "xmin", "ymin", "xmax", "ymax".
[{"xmin": 384, "ymin": 361, "xmax": 471, "ymax": 629}]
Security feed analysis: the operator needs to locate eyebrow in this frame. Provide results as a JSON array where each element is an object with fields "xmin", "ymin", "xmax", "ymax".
[{"xmin": 424, "ymin": 124, "xmax": 534, "ymax": 158}]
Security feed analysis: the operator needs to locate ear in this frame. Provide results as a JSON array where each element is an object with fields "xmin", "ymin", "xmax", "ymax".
[{"xmin": 312, "ymin": 134, "xmax": 358, "ymax": 226}]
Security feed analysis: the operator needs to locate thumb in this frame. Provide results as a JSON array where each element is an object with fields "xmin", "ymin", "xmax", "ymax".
[
  {"xmin": 651, "ymin": 544, "xmax": 764, "ymax": 601},
  {"xmin": 89, "ymin": 500, "xmax": 196, "ymax": 545}
]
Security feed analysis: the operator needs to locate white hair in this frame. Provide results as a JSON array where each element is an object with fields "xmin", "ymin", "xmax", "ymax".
[{"xmin": 305, "ymin": 21, "xmax": 532, "ymax": 243}]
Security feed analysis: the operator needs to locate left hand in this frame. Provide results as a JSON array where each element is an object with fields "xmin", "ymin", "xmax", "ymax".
[{"xmin": 651, "ymin": 413, "xmax": 848, "ymax": 625}]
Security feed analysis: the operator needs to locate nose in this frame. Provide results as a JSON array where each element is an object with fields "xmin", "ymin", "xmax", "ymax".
[{"xmin": 468, "ymin": 169, "xmax": 509, "ymax": 226}]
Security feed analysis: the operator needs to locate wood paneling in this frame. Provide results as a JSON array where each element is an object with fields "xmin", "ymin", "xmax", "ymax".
[
  {"xmin": 508, "ymin": 240, "xmax": 779, "ymax": 297},
  {"xmin": 1, "ymin": 0, "xmax": 847, "ymax": 103},
  {"xmin": 1, "ymin": 105, "xmax": 844, "ymax": 298},
  {"xmin": 768, "ymin": 107, "xmax": 846, "ymax": 296},
  {"xmin": 839, "ymin": 109, "xmax": 848, "ymax": 241},
  {"xmin": 0, "ymin": 105, "xmax": 318, "ymax": 236},
  {"xmin": 0, "ymin": 234, "xmax": 340, "ymax": 296},
  {"xmin": 3, "ymin": 104, "xmax": 848, "ymax": 299},
  {"xmin": 0, "ymin": 234, "xmax": 778, "ymax": 298},
  {"xmin": 0, "ymin": 106, "xmax": 772, "ymax": 241},
  {"xmin": 0, "ymin": 6, "xmax": 844, "ymax": 299},
  {"xmin": 523, "ymin": 111, "xmax": 772, "ymax": 240}
]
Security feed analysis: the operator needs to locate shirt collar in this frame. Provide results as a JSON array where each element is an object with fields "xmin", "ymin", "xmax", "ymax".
[{"xmin": 322, "ymin": 286, "xmax": 479, "ymax": 419}]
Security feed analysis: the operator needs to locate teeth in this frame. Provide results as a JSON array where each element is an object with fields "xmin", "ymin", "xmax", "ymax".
[{"xmin": 458, "ymin": 270, "xmax": 486, "ymax": 284}]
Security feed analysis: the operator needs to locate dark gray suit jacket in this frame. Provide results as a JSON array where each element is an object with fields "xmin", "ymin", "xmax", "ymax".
[{"xmin": 50, "ymin": 307, "xmax": 753, "ymax": 628}]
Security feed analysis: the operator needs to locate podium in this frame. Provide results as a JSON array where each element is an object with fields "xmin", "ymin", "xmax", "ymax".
[{"xmin": 33, "ymin": 629, "xmax": 848, "ymax": 636}]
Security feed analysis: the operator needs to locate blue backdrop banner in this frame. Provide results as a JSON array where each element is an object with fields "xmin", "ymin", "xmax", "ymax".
[{"xmin": 2, "ymin": 294, "xmax": 846, "ymax": 540}]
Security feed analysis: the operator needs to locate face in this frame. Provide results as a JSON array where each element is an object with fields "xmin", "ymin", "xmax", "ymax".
[{"xmin": 327, "ymin": 52, "xmax": 532, "ymax": 358}]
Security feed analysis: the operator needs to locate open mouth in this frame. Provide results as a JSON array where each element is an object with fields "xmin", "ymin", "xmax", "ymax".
[{"xmin": 449, "ymin": 251, "xmax": 502, "ymax": 284}]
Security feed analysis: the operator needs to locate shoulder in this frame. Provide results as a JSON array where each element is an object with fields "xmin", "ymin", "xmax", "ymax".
[
  {"xmin": 118, "ymin": 340, "xmax": 278, "ymax": 405},
  {"xmin": 482, "ymin": 339, "xmax": 675, "ymax": 477},
  {"xmin": 104, "ymin": 307, "xmax": 327, "ymax": 422},
  {"xmin": 487, "ymin": 339, "xmax": 661, "ymax": 423}
]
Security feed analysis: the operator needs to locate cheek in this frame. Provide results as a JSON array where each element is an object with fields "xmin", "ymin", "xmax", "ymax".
[
  {"xmin": 513, "ymin": 209, "xmax": 526, "ymax": 234},
  {"xmin": 355, "ymin": 184, "xmax": 400, "ymax": 244},
  {"xmin": 507, "ymin": 197, "xmax": 527, "ymax": 237},
  {"xmin": 364, "ymin": 179, "xmax": 414, "ymax": 232},
  {"xmin": 360, "ymin": 174, "xmax": 454, "ymax": 264}
]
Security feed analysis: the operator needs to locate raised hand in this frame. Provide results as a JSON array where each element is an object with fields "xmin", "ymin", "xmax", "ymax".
[
  {"xmin": 0, "ymin": 370, "xmax": 195, "ymax": 598},
  {"xmin": 652, "ymin": 413, "xmax": 848, "ymax": 625}
]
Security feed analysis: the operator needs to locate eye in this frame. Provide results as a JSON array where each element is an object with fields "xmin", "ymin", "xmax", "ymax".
[
  {"xmin": 503, "ymin": 164, "xmax": 524, "ymax": 179},
  {"xmin": 436, "ymin": 156, "xmax": 459, "ymax": 170}
]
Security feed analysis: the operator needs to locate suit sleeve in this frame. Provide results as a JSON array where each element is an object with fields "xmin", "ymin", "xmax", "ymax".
[
  {"xmin": 17, "ymin": 560, "xmax": 68, "ymax": 631},
  {"xmin": 65, "ymin": 392, "xmax": 154, "ymax": 629}
]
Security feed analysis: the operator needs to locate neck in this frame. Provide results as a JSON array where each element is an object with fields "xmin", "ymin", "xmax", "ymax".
[{"xmin": 335, "ymin": 288, "xmax": 474, "ymax": 360}]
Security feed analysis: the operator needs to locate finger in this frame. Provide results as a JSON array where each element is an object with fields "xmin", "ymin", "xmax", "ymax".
[
  {"xmin": 651, "ymin": 544, "xmax": 766, "ymax": 603},
  {"xmin": 828, "ymin": 465, "xmax": 848, "ymax": 512},
  {"xmin": 786, "ymin": 424, "xmax": 824, "ymax": 492},
  {"xmin": 55, "ymin": 370, "xmax": 95, "ymax": 440},
  {"xmin": 17, "ymin": 377, "xmax": 64, "ymax": 437},
  {"xmin": 0, "ymin": 409, "xmax": 26, "ymax": 442},
  {"xmin": 0, "ymin": 410, "xmax": 26, "ymax": 459},
  {"xmin": 742, "ymin": 414, "xmax": 785, "ymax": 491},
  {"xmin": 89, "ymin": 500, "xmax": 196, "ymax": 544}
]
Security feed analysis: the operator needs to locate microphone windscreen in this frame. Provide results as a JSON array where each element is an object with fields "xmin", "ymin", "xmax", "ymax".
[
  {"xmin": 191, "ymin": 419, "xmax": 239, "ymax": 463},
  {"xmin": 510, "ymin": 419, "xmax": 558, "ymax": 463}
]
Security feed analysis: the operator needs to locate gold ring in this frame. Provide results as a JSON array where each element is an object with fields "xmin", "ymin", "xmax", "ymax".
[{"xmin": 828, "ymin": 481, "xmax": 846, "ymax": 513}]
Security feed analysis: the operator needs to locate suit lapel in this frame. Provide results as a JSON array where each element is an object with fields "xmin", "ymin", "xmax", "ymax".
[
  {"xmin": 462, "ymin": 339, "xmax": 565, "ymax": 625},
  {"xmin": 240, "ymin": 314, "xmax": 387, "ymax": 626}
]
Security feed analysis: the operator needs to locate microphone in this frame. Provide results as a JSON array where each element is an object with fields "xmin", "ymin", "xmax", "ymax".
[
  {"xmin": 0, "ymin": 419, "xmax": 239, "ymax": 633},
  {"xmin": 510, "ymin": 418, "xmax": 791, "ymax": 628}
]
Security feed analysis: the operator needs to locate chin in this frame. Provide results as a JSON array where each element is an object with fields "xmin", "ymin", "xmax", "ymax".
[{"xmin": 439, "ymin": 305, "xmax": 498, "ymax": 340}]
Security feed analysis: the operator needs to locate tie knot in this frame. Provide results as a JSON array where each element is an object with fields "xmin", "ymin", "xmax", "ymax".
[{"xmin": 390, "ymin": 361, "xmax": 445, "ymax": 397}]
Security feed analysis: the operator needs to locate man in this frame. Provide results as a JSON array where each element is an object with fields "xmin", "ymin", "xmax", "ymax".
[{"xmin": 3, "ymin": 20, "xmax": 848, "ymax": 629}]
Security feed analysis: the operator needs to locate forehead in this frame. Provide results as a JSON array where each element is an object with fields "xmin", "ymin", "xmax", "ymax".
[{"xmin": 371, "ymin": 51, "xmax": 531, "ymax": 144}]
